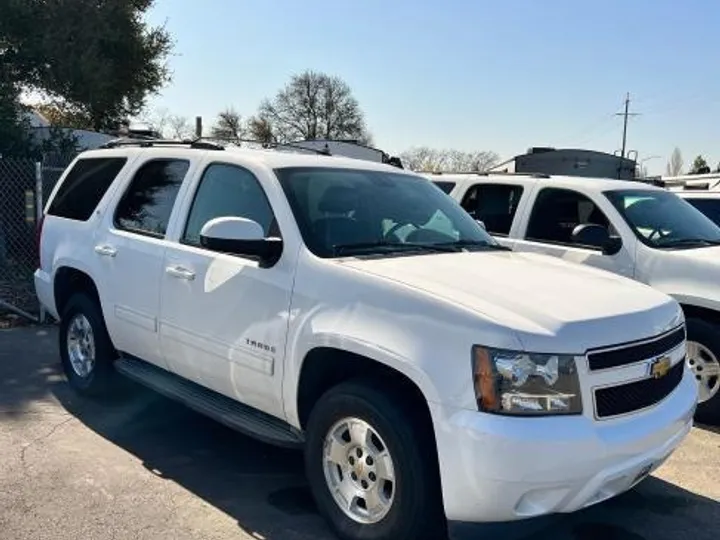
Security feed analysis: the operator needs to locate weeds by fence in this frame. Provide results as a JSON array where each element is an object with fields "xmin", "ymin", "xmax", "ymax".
[{"xmin": 0, "ymin": 153, "xmax": 76, "ymax": 320}]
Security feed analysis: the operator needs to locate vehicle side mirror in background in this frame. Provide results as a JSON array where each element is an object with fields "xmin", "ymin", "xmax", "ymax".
[
  {"xmin": 200, "ymin": 216, "xmax": 282, "ymax": 267},
  {"xmin": 571, "ymin": 224, "xmax": 623, "ymax": 256}
]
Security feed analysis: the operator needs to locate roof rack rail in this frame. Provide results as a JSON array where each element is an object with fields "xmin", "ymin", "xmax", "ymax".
[
  {"xmin": 420, "ymin": 170, "xmax": 550, "ymax": 179},
  {"xmin": 99, "ymin": 137, "xmax": 225, "ymax": 151},
  {"xmin": 231, "ymin": 138, "xmax": 333, "ymax": 156}
]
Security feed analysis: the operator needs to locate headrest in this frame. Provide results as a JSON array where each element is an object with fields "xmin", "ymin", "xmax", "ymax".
[{"xmin": 318, "ymin": 186, "xmax": 358, "ymax": 213}]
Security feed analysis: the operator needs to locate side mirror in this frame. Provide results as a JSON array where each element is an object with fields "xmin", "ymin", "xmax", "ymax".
[
  {"xmin": 200, "ymin": 217, "xmax": 282, "ymax": 267},
  {"xmin": 571, "ymin": 224, "xmax": 623, "ymax": 255}
]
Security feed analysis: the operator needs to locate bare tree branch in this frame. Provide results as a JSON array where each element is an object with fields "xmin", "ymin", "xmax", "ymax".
[
  {"xmin": 167, "ymin": 114, "xmax": 191, "ymax": 138},
  {"xmin": 258, "ymin": 70, "xmax": 370, "ymax": 143},
  {"xmin": 210, "ymin": 108, "xmax": 244, "ymax": 140},
  {"xmin": 247, "ymin": 114, "xmax": 276, "ymax": 144},
  {"xmin": 399, "ymin": 147, "xmax": 500, "ymax": 172}
]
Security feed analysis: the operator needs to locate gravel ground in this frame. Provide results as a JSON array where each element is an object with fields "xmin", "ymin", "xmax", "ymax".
[{"xmin": 1, "ymin": 326, "xmax": 718, "ymax": 540}]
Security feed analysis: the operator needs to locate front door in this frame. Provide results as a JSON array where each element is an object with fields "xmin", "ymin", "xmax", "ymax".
[
  {"xmin": 511, "ymin": 187, "xmax": 636, "ymax": 278},
  {"xmin": 158, "ymin": 162, "xmax": 294, "ymax": 416}
]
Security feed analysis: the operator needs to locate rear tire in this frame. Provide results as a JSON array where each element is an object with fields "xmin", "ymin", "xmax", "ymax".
[
  {"xmin": 305, "ymin": 379, "xmax": 446, "ymax": 540},
  {"xmin": 59, "ymin": 292, "xmax": 117, "ymax": 397},
  {"xmin": 685, "ymin": 317, "xmax": 720, "ymax": 425}
]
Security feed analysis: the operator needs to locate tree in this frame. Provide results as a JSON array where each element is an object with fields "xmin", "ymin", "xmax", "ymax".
[
  {"xmin": 167, "ymin": 115, "xmax": 192, "ymax": 139},
  {"xmin": 665, "ymin": 147, "xmax": 683, "ymax": 176},
  {"xmin": 33, "ymin": 102, "xmax": 93, "ymax": 130},
  {"xmin": 399, "ymin": 147, "xmax": 500, "ymax": 172},
  {"xmin": 210, "ymin": 108, "xmax": 245, "ymax": 140},
  {"xmin": 689, "ymin": 155, "xmax": 711, "ymax": 175},
  {"xmin": 247, "ymin": 115, "xmax": 276, "ymax": 144},
  {"xmin": 257, "ymin": 70, "xmax": 370, "ymax": 142},
  {"xmin": 0, "ymin": 0, "xmax": 173, "ymax": 132}
]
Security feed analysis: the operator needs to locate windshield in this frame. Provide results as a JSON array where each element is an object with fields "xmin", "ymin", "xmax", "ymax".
[
  {"xmin": 275, "ymin": 166, "xmax": 498, "ymax": 258},
  {"xmin": 604, "ymin": 188, "xmax": 720, "ymax": 248}
]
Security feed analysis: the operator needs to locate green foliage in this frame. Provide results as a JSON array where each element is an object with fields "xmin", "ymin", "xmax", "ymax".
[
  {"xmin": 689, "ymin": 155, "xmax": 711, "ymax": 175},
  {"xmin": 0, "ymin": 0, "xmax": 173, "ymax": 132}
]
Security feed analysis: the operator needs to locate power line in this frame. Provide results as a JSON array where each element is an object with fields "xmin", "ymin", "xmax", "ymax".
[{"xmin": 615, "ymin": 92, "xmax": 641, "ymax": 159}]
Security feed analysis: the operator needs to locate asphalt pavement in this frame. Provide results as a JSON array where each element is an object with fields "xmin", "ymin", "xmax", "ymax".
[{"xmin": 1, "ymin": 326, "xmax": 718, "ymax": 540}]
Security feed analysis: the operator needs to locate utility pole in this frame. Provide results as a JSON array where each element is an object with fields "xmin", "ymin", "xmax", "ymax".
[{"xmin": 615, "ymin": 93, "xmax": 640, "ymax": 159}]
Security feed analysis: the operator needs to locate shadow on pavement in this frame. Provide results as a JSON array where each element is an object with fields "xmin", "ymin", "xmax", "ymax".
[
  {"xmin": 52, "ymin": 380, "xmax": 720, "ymax": 540},
  {"xmin": 4, "ymin": 327, "xmax": 718, "ymax": 540},
  {"xmin": 0, "ymin": 326, "xmax": 64, "ymax": 417},
  {"xmin": 696, "ymin": 422, "xmax": 720, "ymax": 435}
]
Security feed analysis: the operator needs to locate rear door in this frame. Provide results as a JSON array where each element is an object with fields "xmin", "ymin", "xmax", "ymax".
[
  {"xmin": 511, "ymin": 186, "xmax": 636, "ymax": 278},
  {"xmin": 94, "ymin": 151, "xmax": 200, "ymax": 368}
]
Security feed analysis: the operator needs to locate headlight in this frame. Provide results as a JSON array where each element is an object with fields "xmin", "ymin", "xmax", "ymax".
[{"xmin": 471, "ymin": 346, "xmax": 582, "ymax": 415}]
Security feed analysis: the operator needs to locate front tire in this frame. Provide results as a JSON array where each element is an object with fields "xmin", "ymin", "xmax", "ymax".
[
  {"xmin": 59, "ymin": 292, "xmax": 117, "ymax": 397},
  {"xmin": 685, "ymin": 317, "xmax": 720, "ymax": 425},
  {"xmin": 305, "ymin": 380, "xmax": 446, "ymax": 540}
]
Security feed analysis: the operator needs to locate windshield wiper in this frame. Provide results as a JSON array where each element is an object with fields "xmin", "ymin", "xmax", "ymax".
[
  {"xmin": 656, "ymin": 238, "xmax": 720, "ymax": 248},
  {"xmin": 437, "ymin": 240, "xmax": 512, "ymax": 251},
  {"xmin": 332, "ymin": 241, "xmax": 460, "ymax": 255}
]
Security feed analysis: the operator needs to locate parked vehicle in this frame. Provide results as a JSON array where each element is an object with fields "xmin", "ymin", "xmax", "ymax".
[
  {"xmin": 431, "ymin": 172, "xmax": 720, "ymax": 423},
  {"xmin": 673, "ymin": 191, "xmax": 720, "ymax": 228},
  {"xmin": 36, "ymin": 142, "xmax": 696, "ymax": 540}
]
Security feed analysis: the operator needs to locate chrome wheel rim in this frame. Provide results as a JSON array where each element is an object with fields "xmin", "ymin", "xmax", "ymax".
[
  {"xmin": 67, "ymin": 314, "xmax": 96, "ymax": 378},
  {"xmin": 322, "ymin": 417, "xmax": 396, "ymax": 524},
  {"xmin": 686, "ymin": 340, "xmax": 720, "ymax": 403}
]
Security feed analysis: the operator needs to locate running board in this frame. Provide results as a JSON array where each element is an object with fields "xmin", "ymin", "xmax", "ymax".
[{"xmin": 115, "ymin": 356, "xmax": 305, "ymax": 448}]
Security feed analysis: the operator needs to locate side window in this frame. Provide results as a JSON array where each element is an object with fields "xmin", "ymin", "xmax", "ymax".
[
  {"xmin": 684, "ymin": 198, "xmax": 720, "ymax": 227},
  {"xmin": 461, "ymin": 183, "xmax": 524, "ymax": 236},
  {"xmin": 525, "ymin": 187, "xmax": 612, "ymax": 246},
  {"xmin": 182, "ymin": 163, "xmax": 276, "ymax": 247},
  {"xmin": 47, "ymin": 157, "xmax": 127, "ymax": 221},
  {"xmin": 114, "ymin": 159, "xmax": 189, "ymax": 238},
  {"xmin": 434, "ymin": 181, "xmax": 456, "ymax": 194}
]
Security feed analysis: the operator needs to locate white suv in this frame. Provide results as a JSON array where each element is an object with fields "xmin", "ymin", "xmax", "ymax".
[
  {"xmin": 36, "ymin": 141, "xmax": 696, "ymax": 540},
  {"xmin": 432, "ymin": 172, "xmax": 720, "ymax": 423}
]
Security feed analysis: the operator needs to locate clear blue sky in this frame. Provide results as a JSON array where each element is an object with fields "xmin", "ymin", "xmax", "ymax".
[{"xmin": 144, "ymin": 0, "xmax": 720, "ymax": 175}]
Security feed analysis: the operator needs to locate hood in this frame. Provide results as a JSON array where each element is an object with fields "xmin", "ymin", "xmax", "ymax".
[
  {"xmin": 339, "ymin": 250, "xmax": 683, "ymax": 353},
  {"xmin": 665, "ymin": 244, "xmax": 720, "ymax": 263}
]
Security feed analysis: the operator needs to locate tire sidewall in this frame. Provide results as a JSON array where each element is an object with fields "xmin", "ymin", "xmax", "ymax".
[
  {"xmin": 59, "ymin": 293, "xmax": 115, "ymax": 395},
  {"xmin": 686, "ymin": 317, "xmax": 720, "ymax": 424},
  {"xmin": 305, "ymin": 382, "xmax": 444, "ymax": 540}
]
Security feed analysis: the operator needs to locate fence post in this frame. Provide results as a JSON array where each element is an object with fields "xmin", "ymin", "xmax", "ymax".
[{"xmin": 35, "ymin": 160, "xmax": 46, "ymax": 324}]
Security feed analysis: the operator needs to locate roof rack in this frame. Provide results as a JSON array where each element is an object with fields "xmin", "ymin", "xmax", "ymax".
[
  {"xmin": 230, "ymin": 138, "xmax": 333, "ymax": 156},
  {"xmin": 420, "ymin": 171, "xmax": 550, "ymax": 179},
  {"xmin": 99, "ymin": 137, "xmax": 225, "ymax": 151}
]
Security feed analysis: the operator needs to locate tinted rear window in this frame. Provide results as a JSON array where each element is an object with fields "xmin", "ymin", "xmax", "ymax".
[
  {"xmin": 434, "ymin": 181, "xmax": 456, "ymax": 194},
  {"xmin": 48, "ymin": 158, "xmax": 127, "ymax": 221},
  {"xmin": 684, "ymin": 198, "xmax": 720, "ymax": 227}
]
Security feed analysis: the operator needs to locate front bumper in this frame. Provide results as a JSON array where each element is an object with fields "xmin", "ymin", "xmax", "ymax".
[{"xmin": 430, "ymin": 368, "xmax": 697, "ymax": 522}]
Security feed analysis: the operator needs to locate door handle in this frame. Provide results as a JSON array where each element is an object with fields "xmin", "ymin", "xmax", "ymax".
[
  {"xmin": 94, "ymin": 244, "xmax": 117, "ymax": 257},
  {"xmin": 165, "ymin": 265, "xmax": 196, "ymax": 281}
]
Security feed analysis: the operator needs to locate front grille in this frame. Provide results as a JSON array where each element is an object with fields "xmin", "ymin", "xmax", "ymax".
[
  {"xmin": 587, "ymin": 326, "xmax": 685, "ymax": 371},
  {"xmin": 594, "ymin": 359, "xmax": 685, "ymax": 418}
]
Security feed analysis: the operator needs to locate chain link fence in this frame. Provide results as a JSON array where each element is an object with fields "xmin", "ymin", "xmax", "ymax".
[{"xmin": 0, "ymin": 153, "xmax": 76, "ymax": 323}]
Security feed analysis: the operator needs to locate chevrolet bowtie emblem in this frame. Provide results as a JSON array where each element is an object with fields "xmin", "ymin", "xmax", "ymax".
[{"xmin": 650, "ymin": 356, "xmax": 672, "ymax": 379}]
